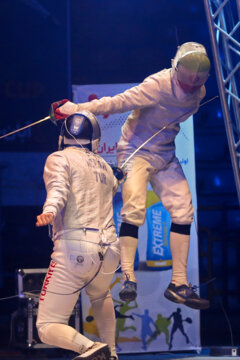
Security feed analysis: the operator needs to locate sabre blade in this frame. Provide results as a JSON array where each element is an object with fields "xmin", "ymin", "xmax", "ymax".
[
  {"xmin": 0, "ymin": 116, "xmax": 50, "ymax": 140},
  {"xmin": 120, "ymin": 125, "xmax": 168, "ymax": 169}
]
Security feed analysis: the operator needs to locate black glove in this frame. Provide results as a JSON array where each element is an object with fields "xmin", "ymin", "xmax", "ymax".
[{"xmin": 110, "ymin": 165, "xmax": 125, "ymax": 181}]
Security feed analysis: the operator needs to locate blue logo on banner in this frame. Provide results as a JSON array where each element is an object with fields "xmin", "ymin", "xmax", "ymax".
[{"xmin": 146, "ymin": 202, "xmax": 172, "ymax": 270}]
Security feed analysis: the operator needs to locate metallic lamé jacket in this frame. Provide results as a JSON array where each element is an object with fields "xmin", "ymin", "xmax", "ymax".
[{"xmin": 42, "ymin": 147, "xmax": 118, "ymax": 238}]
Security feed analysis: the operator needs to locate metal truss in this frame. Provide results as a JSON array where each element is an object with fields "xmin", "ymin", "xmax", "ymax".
[{"xmin": 204, "ymin": 0, "xmax": 240, "ymax": 204}]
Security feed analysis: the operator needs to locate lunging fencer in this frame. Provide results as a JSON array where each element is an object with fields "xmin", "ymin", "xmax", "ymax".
[
  {"xmin": 36, "ymin": 111, "xmax": 121, "ymax": 360},
  {"xmin": 52, "ymin": 42, "xmax": 211, "ymax": 310}
]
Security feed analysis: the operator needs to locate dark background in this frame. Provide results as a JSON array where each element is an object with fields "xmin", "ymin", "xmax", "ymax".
[{"xmin": 0, "ymin": 0, "xmax": 239, "ymax": 352}]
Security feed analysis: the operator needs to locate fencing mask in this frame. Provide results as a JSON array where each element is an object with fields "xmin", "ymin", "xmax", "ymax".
[
  {"xmin": 59, "ymin": 111, "xmax": 101, "ymax": 153},
  {"xmin": 172, "ymin": 42, "xmax": 210, "ymax": 93}
]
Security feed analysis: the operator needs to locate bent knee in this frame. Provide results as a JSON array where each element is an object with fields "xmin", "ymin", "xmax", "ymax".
[
  {"xmin": 121, "ymin": 208, "xmax": 146, "ymax": 227},
  {"xmin": 87, "ymin": 290, "xmax": 112, "ymax": 305},
  {"xmin": 168, "ymin": 201, "xmax": 194, "ymax": 225},
  {"xmin": 36, "ymin": 322, "xmax": 49, "ymax": 344}
]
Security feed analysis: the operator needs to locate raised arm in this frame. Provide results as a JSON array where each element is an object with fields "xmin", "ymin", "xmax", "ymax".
[{"xmin": 54, "ymin": 74, "xmax": 163, "ymax": 118}]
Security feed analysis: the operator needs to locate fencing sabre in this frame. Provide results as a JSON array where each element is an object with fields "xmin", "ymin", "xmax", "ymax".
[
  {"xmin": 0, "ymin": 95, "xmax": 219, "ymax": 144},
  {"xmin": 0, "ymin": 116, "xmax": 50, "ymax": 140}
]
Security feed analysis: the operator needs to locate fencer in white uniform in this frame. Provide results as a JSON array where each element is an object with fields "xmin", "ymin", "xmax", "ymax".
[
  {"xmin": 36, "ymin": 111, "xmax": 120, "ymax": 360},
  {"xmin": 54, "ymin": 42, "xmax": 211, "ymax": 310}
]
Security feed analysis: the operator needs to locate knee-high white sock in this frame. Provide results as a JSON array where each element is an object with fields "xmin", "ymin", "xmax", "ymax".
[
  {"xmin": 91, "ymin": 294, "xmax": 117, "ymax": 358},
  {"xmin": 38, "ymin": 323, "xmax": 93, "ymax": 354},
  {"xmin": 119, "ymin": 236, "xmax": 138, "ymax": 283},
  {"xmin": 170, "ymin": 232, "xmax": 190, "ymax": 286}
]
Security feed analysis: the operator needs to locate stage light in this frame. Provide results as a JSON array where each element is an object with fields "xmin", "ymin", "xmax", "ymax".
[{"xmin": 214, "ymin": 175, "xmax": 221, "ymax": 187}]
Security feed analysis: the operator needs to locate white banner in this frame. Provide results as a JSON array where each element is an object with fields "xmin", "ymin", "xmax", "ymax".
[{"xmin": 73, "ymin": 83, "xmax": 200, "ymax": 353}]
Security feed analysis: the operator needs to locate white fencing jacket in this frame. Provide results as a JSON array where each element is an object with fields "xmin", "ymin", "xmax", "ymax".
[
  {"xmin": 74, "ymin": 69, "xmax": 206, "ymax": 156},
  {"xmin": 42, "ymin": 147, "xmax": 118, "ymax": 238}
]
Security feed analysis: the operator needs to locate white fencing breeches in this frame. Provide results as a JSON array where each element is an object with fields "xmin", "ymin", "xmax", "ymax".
[
  {"xmin": 117, "ymin": 146, "xmax": 193, "ymax": 286},
  {"xmin": 36, "ymin": 236, "xmax": 120, "ymax": 357},
  {"xmin": 117, "ymin": 148, "xmax": 194, "ymax": 226}
]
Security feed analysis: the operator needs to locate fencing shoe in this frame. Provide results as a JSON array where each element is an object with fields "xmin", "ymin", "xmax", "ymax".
[
  {"xmin": 164, "ymin": 283, "xmax": 210, "ymax": 310},
  {"xmin": 119, "ymin": 276, "xmax": 137, "ymax": 302},
  {"xmin": 73, "ymin": 342, "xmax": 110, "ymax": 360}
]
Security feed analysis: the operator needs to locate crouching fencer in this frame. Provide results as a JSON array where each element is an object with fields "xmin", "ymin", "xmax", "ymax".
[
  {"xmin": 36, "ymin": 111, "xmax": 121, "ymax": 360},
  {"xmin": 52, "ymin": 42, "xmax": 211, "ymax": 310}
]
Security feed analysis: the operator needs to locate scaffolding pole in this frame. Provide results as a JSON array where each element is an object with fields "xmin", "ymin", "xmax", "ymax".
[{"xmin": 204, "ymin": 0, "xmax": 240, "ymax": 205}]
